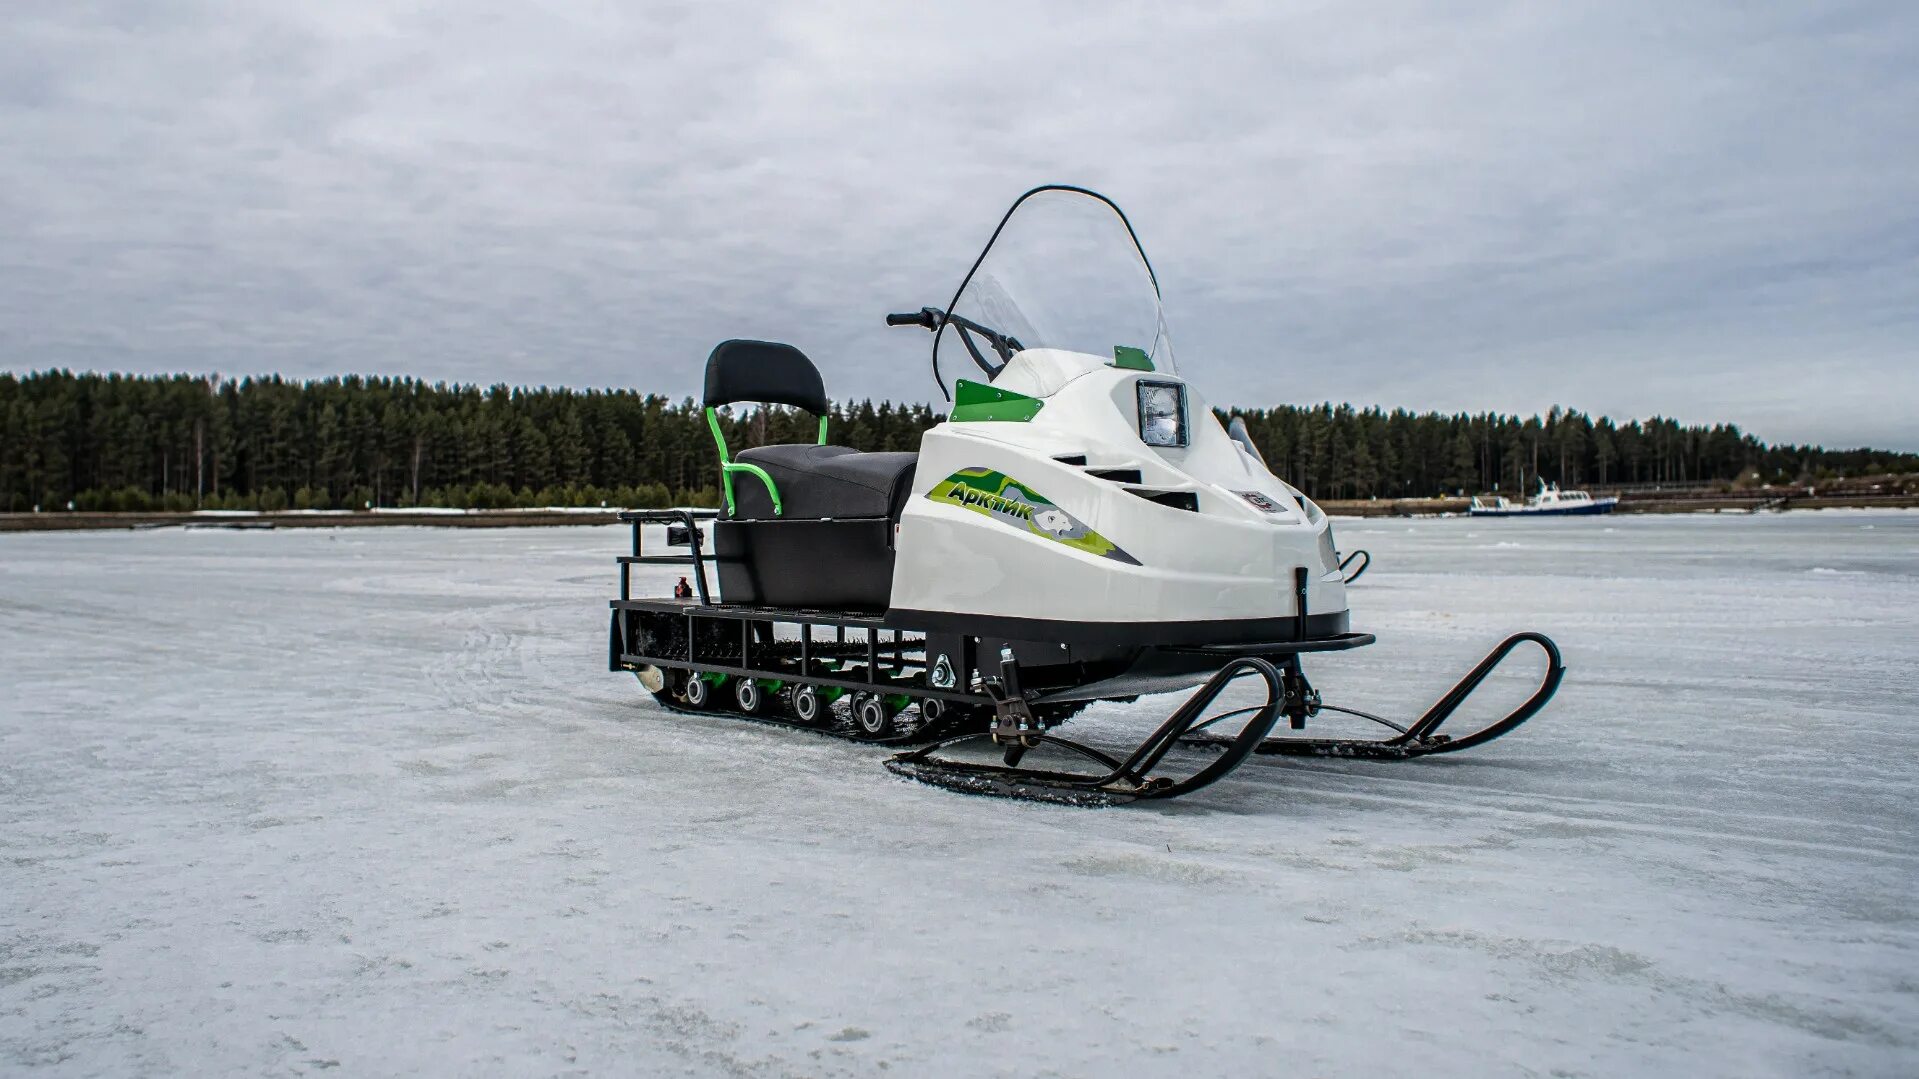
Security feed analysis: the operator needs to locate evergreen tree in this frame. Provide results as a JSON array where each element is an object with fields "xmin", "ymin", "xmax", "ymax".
[{"xmin": 3, "ymin": 370, "xmax": 1915, "ymax": 512}]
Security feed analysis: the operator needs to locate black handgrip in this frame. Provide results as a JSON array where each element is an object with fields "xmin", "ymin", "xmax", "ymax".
[{"xmin": 886, "ymin": 311, "xmax": 927, "ymax": 327}]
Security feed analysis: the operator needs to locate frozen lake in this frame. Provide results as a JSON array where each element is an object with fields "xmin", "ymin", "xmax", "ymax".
[{"xmin": 4, "ymin": 512, "xmax": 1916, "ymax": 1076}]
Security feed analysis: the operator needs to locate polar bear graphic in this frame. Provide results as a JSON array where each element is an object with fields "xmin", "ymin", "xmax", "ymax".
[{"xmin": 1031, "ymin": 508, "xmax": 1074, "ymax": 536}]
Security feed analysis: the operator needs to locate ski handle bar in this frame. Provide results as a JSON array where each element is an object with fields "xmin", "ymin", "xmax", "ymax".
[
  {"xmin": 886, "ymin": 656, "xmax": 1286, "ymax": 802},
  {"xmin": 1394, "ymin": 631, "xmax": 1565, "ymax": 752},
  {"xmin": 1339, "ymin": 549, "xmax": 1371, "ymax": 584},
  {"xmin": 1116, "ymin": 657, "xmax": 1287, "ymax": 798}
]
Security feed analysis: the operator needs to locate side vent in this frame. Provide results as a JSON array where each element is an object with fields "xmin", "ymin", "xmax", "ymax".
[
  {"xmin": 1130, "ymin": 489, "xmax": 1200, "ymax": 512},
  {"xmin": 1052, "ymin": 454, "xmax": 1088, "ymax": 467},
  {"xmin": 1088, "ymin": 468, "xmax": 1144, "ymax": 484}
]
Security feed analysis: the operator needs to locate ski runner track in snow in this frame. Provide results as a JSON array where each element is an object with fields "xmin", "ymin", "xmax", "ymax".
[{"xmin": 2, "ymin": 511, "xmax": 1916, "ymax": 1076}]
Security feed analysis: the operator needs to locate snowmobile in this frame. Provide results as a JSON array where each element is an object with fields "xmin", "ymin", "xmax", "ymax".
[{"xmin": 608, "ymin": 185, "xmax": 1562, "ymax": 804}]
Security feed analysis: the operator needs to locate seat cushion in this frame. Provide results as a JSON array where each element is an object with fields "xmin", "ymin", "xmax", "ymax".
[{"xmin": 730, "ymin": 444, "xmax": 919, "ymax": 520}]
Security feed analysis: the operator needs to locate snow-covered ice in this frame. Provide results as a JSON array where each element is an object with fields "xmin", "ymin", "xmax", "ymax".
[{"xmin": 3, "ymin": 512, "xmax": 1916, "ymax": 1076}]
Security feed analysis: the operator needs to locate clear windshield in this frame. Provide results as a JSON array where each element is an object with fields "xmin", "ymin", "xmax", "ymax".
[{"xmin": 934, "ymin": 187, "xmax": 1174, "ymax": 393}]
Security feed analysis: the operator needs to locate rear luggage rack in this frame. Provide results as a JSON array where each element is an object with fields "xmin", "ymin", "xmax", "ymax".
[{"xmin": 617, "ymin": 509, "xmax": 721, "ymax": 604}]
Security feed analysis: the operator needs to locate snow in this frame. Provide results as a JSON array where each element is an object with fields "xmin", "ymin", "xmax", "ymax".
[{"xmin": 3, "ymin": 512, "xmax": 1916, "ymax": 1076}]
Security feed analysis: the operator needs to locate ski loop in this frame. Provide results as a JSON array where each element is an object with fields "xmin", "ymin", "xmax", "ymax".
[
  {"xmin": 884, "ymin": 659, "xmax": 1287, "ymax": 805},
  {"xmin": 1180, "ymin": 632, "xmax": 1564, "ymax": 760}
]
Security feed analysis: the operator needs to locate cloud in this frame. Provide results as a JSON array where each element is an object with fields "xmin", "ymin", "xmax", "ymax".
[{"xmin": 2, "ymin": 1, "xmax": 1915, "ymax": 449}]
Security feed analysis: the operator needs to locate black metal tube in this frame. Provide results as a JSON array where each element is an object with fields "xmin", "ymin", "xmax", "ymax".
[
  {"xmin": 1399, "ymin": 632, "xmax": 1565, "ymax": 748},
  {"xmin": 1293, "ymin": 566, "xmax": 1309, "ymax": 642},
  {"xmin": 1339, "ymin": 549, "xmax": 1371, "ymax": 584},
  {"xmin": 684, "ymin": 510, "xmax": 711, "ymax": 605},
  {"xmin": 1121, "ymin": 660, "xmax": 1282, "ymax": 786},
  {"xmin": 882, "ymin": 659, "xmax": 1290, "ymax": 801}
]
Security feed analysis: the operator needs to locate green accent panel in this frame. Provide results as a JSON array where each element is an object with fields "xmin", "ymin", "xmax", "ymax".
[
  {"xmin": 697, "ymin": 671, "xmax": 728, "ymax": 686},
  {"xmin": 817, "ymin": 415, "xmax": 829, "ymax": 444},
  {"xmin": 884, "ymin": 693, "xmax": 913, "ymax": 712},
  {"xmin": 757, "ymin": 679, "xmax": 786, "ymax": 693},
  {"xmin": 926, "ymin": 467, "xmax": 1141, "ymax": 565},
  {"xmin": 951, "ymin": 379, "xmax": 1043, "ymax": 422},
  {"xmin": 1111, "ymin": 345, "xmax": 1155, "ymax": 371},
  {"xmin": 818, "ymin": 685, "xmax": 847, "ymax": 701}
]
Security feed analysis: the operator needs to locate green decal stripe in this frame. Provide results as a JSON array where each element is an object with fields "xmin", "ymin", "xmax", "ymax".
[
  {"xmin": 951, "ymin": 379, "xmax": 1043, "ymax": 422},
  {"xmin": 927, "ymin": 467, "xmax": 1141, "ymax": 565}
]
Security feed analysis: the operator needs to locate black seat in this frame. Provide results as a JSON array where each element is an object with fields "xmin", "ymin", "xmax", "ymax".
[
  {"xmin": 703, "ymin": 339, "xmax": 917, "ymax": 610},
  {"xmin": 705, "ymin": 340, "xmax": 918, "ymax": 522},
  {"xmin": 731, "ymin": 445, "xmax": 918, "ymax": 520}
]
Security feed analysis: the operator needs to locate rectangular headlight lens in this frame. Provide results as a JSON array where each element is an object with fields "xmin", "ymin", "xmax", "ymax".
[{"xmin": 1136, "ymin": 380, "xmax": 1188, "ymax": 447}]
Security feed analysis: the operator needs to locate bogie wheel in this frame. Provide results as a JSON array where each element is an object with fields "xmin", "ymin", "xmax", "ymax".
[
  {"xmin": 734, "ymin": 678, "xmax": 766, "ymax": 715},
  {"xmin": 683, "ymin": 673, "xmax": 718, "ymax": 709},
  {"xmin": 852, "ymin": 692, "xmax": 899, "ymax": 739},
  {"xmin": 791, "ymin": 684, "xmax": 825, "ymax": 724}
]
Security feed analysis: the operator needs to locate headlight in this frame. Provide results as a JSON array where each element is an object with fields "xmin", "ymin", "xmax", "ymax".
[{"xmin": 1136, "ymin": 380, "xmax": 1188, "ymax": 447}]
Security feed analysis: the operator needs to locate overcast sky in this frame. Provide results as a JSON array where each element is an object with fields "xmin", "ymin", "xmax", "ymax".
[{"xmin": 4, "ymin": 2, "xmax": 1915, "ymax": 449}]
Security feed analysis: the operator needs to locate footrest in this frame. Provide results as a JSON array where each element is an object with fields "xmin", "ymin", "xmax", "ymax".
[{"xmin": 1164, "ymin": 633, "xmax": 1376, "ymax": 657}]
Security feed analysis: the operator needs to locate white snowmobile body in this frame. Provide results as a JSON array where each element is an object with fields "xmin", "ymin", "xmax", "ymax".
[
  {"xmin": 890, "ymin": 348, "xmax": 1348, "ymax": 640},
  {"xmin": 880, "ymin": 186, "xmax": 1348, "ymax": 645},
  {"xmin": 610, "ymin": 183, "xmax": 1564, "ymax": 803}
]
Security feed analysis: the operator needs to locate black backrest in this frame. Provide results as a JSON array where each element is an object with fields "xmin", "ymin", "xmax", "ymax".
[{"xmin": 703, "ymin": 339, "xmax": 828, "ymax": 414}]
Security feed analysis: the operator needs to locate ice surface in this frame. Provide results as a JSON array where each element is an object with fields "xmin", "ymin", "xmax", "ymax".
[{"xmin": 3, "ymin": 512, "xmax": 1916, "ymax": 1076}]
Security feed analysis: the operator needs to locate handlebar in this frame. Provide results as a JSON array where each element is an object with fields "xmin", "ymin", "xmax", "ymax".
[
  {"xmin": 884, "ymin": 305, "xmax": 1024, "ymax": 397},
  {"xmin": 885, "ymin": 308, "xmax": 940, "ymax": 329}
]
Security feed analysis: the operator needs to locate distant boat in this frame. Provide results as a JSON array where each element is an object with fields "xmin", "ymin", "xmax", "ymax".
[{"xmin": 1470, "ymin": 480, "xmax": 1618, "ymax": 517}]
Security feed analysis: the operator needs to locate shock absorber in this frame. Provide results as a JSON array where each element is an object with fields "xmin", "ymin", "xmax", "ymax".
[
  {"xmin": 982, "ymin": 645, "xmax": 1042, "ymax": 764},
  {"xmin": 1279, "ymin": 658, "xmax": 1321, "ymax": 730}
]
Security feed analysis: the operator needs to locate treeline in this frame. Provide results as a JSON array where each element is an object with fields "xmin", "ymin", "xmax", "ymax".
[
  {"xmin": 0, "ymin": 371, "xmax": 935, "ymax": 512},
  {"xmin": 1229, "ymin": 403, "xmax": 1917, "ymax": 500},
  {"xmin": 1, "ymin": 370, "xmax": 1912, "ymax": 511}
]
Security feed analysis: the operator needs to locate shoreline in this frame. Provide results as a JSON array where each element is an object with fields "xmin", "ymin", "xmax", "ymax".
[{"xmin": 4, "ymin": 496, "xmax": 1916, "ymax": 532}]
